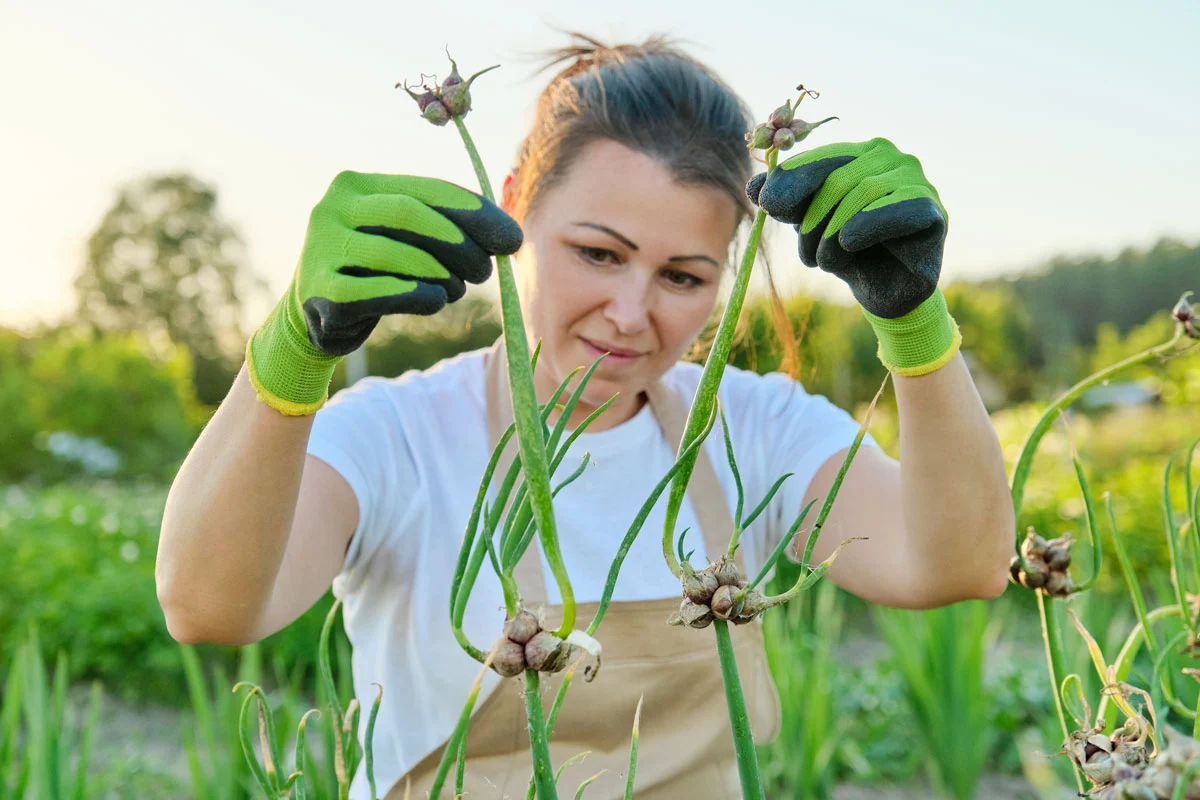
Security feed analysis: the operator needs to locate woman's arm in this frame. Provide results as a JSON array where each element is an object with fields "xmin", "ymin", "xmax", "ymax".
[
  {"xmin": 155, "ymin": 364, "xmax": 358, "ymax": 645},
  {"xmin": 800, "ymin": 352, "xmax": 1013, "ymax": 609}
]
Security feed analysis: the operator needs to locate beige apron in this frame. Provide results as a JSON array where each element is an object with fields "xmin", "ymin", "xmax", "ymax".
[{"xmin": 387, "ymin": 340, "xmax": 781, "ymax": 799}]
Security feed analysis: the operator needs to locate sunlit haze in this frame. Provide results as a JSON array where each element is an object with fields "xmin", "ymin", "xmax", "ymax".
[{"xmin": 3, "ymin": 0, "xmax": 1197, "ymax": 331}]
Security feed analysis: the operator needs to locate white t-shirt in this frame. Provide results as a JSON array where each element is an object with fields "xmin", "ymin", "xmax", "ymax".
[{"xmin": 305, "ymin": 346, "xmax": 878, "ymax": 798}]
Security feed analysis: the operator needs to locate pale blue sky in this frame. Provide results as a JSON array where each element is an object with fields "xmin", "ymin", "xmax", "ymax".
[{"xmin": 2, "ymin": 0, "xmax": 1197, "ymax": 330}]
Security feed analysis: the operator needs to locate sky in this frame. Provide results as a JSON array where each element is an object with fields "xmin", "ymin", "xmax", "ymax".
[{"xmin": 2, "ymin": 0, "xmax": 1198, "ymax": 332}]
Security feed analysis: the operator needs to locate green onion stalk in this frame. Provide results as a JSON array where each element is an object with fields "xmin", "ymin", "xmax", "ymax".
[
  {"xmin": 1006, "ymin": 292, "xmax": 1198, "ymax": 792},
  {"xmin": 652, "ymin": 86, "xmax": 871, "ymax": 799},
  {"xmin": 401, "ymin": 53, "xmax": 734, "ymax": 799}
]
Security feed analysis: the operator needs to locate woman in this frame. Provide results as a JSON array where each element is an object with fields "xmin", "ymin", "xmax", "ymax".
[{"xmin": 156, "ymin": 34, "xmax": 1014, "ymax": 798}]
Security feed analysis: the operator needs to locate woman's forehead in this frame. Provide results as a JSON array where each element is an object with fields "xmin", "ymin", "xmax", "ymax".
[{"xmin": 538, "ymin": 140, "xmax": 739, "ymax": 248}]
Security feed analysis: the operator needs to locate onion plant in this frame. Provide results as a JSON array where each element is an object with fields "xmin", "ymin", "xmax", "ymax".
[
  {"xmin": 1004, "ymin": 290, "xmax": 1200, "ymax": 796},
  {"xmin": 398, "ymin": 52, "xmax": 714, "ymax": 799},
  {"xmin": 400, "ymin": 61, "xmax": 877, "ymax": 798},
  {"xmin": 1, "ymin": 627, "xmax": 102, "ymax": 800},
  {"xmin": 648, "ymin": 87, "xmax": 874, "ymax": 800}
]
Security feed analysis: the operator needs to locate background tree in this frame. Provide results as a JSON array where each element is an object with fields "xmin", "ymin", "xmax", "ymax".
[{"xmin": 72, "ymin": 173, "xmax": 268, "ymax": 404}]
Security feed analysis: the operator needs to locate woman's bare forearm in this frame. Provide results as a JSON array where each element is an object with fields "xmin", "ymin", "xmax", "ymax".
[{"xmin": 156, "ymin": 363, "xmax": 315, "ymax": 644}]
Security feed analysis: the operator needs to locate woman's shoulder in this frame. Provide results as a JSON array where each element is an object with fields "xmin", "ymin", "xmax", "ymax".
[{"xmin": 324, "ymin": 346, "xmax": 489, "ymax": 415}]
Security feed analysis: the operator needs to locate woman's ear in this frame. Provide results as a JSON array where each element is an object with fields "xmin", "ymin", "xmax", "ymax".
[{"xmin": 501, "ymin": 171, "xmax": 517, "ymax": 216}]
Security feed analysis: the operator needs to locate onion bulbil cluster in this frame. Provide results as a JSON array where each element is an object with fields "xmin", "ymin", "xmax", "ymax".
[
  {"xmin": 1009, "ymin": 528, "xmax": 1076, "ymax": 597},
  {"xmin": 669, "ymin": 557, "xmax": 766, "ymax": 629},
  {"xmin": 1067, "ymin": 723, "xmax": 1200, "ymax": 799},
  {"xmin": 745, "ymin": 87, "xmax": 837, "ymax": 154},
  {"xmin": 398, "ymin": 51, "xmax": 499, "ymax": 127},
  {"xmin": 489, "ymin": 609, "xmax": 577, "ymax": 678},
  {"xmin": 1173, "ymin": 292, "xmax": 1198, "ymax": 340}
]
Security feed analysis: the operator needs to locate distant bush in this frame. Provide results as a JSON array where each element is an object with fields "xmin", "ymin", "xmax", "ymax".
[
  {"xmin": 0, "ymin": 481, "xmax": 341, "ymax": 706},
  {"xmin": 0, "ymin": 328, "xmax": 208, "ymax": 483}
]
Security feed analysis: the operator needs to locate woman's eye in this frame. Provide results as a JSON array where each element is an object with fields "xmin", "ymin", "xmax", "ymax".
[
  {"xmin": 664, "ymin": 269, "xmax": 704, "ymax": 289},
  {"xmin": 575, "ymin": 246, "xmax": 619, "ymax": 266}
]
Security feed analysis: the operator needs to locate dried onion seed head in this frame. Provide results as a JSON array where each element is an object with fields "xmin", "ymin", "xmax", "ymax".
[
  {"xmin": 682, "ymin": 569, "xmax": 719, "ymax": 605},
  {"xmin": 1066, "ymin": 727, "xmax": 1117, "ymax": 786},
  {"xmin": 710, "ymin": 585, "xmax": 744, "ymax": 621},
  {"xmin": 679, "ymin": 598, "xmax": 714, "ymax": 629},
  {"xmin": 713, "ymin": 558, "xmax": 741, "ymax": 587},
  {"xmin": 730, "ymin": 589, "xmax": 766, "ymax": 625}
]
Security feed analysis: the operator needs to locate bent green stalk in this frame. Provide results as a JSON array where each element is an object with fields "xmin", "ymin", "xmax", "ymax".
[
  {"xmin": 1037, "ymin": 591, "xmax": 1082, "ymax": 791},
  {"xmin": 1007, "ymin": 306, "xmax": 1194, "ymax": 794},
  {"xmin": 1097, "ymin": 604, "xmax": 1183, "ymax": 730},
  {"xmin": 453, "ymin": 114, "xmax": 576, "ymax": 637},
  {"xmin": 428, "ymin": 644, "xmax": 499, "ymax": 799},
  {"xmin": 1163, "ymin": 453, "xmax": 1198, "ymax": 640},
  {"xmin": 1106, "ymin": 492, "xmax": 1196, "ymax": 721},
  {"xmin": 1011, "ymin": 323, "xmax": 1190, "ymax": 547}
]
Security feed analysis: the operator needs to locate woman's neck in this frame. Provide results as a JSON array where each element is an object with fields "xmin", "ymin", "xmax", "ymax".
[{"xmin": 549, "ymin": 390, "xmax": 647, "ymax": 433}]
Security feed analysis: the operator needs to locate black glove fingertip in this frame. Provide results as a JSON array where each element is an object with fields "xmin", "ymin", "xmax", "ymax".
[
  {"xmin": 758, "ymin": 156, "xmax": 855, "ymax": 226},
  {"xmin": 745, "ymin": 173, "xmax": 767, "ymax": 206}
]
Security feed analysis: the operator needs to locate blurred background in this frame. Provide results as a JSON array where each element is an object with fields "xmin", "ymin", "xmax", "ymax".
[{"xmin": 2, "ymin": 0, "xmax": 1198, "ymax": 797}]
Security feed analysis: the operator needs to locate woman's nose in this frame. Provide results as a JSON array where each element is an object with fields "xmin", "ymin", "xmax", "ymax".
[{"xmin": 602, "ymin": 277, "xmax": 652, "ymax": 337}]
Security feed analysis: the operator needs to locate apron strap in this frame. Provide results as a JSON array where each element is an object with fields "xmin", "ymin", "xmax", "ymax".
[{"xmin": 484, "ymin": 339, "xmax": 741, "ymax": 608}]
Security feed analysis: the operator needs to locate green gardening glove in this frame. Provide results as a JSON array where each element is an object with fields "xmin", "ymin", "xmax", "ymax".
[
  {"xmin": 747, "ymin": 137, "xmax": 961, "ymax": 376},
  {"xmin": 247, "ymin": 170, "xmax": 522, "ymax": 415}
]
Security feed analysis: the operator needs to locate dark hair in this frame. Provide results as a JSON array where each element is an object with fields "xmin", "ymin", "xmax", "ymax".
[{"xmin": 510, "ymin": 32, "xmax": 800, "ymax": 378}]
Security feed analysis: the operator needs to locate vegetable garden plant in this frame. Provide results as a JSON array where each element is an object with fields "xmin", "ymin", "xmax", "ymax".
[{"xmin": 5, "ymin": 50, "xmax": 1198, "ymax": 800}]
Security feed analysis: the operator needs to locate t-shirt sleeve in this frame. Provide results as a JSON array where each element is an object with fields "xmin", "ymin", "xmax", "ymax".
[
  {"xmin": 306, "ymin": 376, "xmax": 421, "ymax": 591},
  {"xmin": 735, "ymin": 371, "xmax": 881, "ymax": 571}
]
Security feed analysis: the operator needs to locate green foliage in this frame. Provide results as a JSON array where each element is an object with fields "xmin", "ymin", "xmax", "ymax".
[
  {"xmin": 984, "ymin": 236, "xmax": 1200, "ymax": 391},
  {"xmin": 0, "ymin": 328, "xmax": 47, "ymax": 482},
  {"xmin": 758, "ymin": 578, "xmax": 846, "ymax": 798},
  {"xmin": 0, "ymin": 482, "xmax": 347, "ymax": 709},
  {"xmin": 72, "ymin": 172, "xmax": 268, "ymax": 405},
  {"xmin": 0, "ymin": 328, "xmax": 207, "ymax": 483},
  {"xmin": 872, "ymin": 600, "xmax": 1002, "ymax": 800},
  {"xmin": 32, "ymin": 331, "xmax": 207, "ymax": 481},
  {"xmin": 1083, "ymin": 313, "xmax": 1200, "ymax": 407},
  {"xmin": 178, "ymin": 605, "xmax": 362, "ymax": 800},
  {"xmin": 0, "ymin": 626, "xmax": 182, "ymax": 799},
  {"xmin": 992, "ymin": 402, "xmax": 1200, "ymax": 590},
  {"xmin": 351, "ymin": 293, "xmax": 502, "ymax": 386}
]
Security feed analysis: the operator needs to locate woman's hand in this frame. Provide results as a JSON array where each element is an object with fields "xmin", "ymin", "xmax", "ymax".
[
  {"xmin": 747, "ymin": 137, "xmax": 947, "ymax": 320},
  {"xmin": 247, "ymin": 171, "xmax": 523, "ymax": 414},
  {"xmin": 747, "ymin": 138, "xmax": 960, "ymax": 376}
]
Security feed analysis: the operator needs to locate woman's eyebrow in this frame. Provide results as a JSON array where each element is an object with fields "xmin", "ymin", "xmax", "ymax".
[
  {"xmin": 669, "ymin": 254, "xmax": 720, "ymax": 269},
  {"xmin": 571, "ymin": 222, "xmax": 638, "ymax": 251},
  {"xmin": 571, "ymin": 221, "xmax": 719, "ymax": 268}
]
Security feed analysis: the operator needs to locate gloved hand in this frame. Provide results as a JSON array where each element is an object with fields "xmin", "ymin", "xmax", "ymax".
[
  {"xmin": 747, "ymin": 138, "xmax": 961, "ymax": 376},
  {"xmin": 247, "ymin": 171, "xmax": 522, "ymax": 415}
]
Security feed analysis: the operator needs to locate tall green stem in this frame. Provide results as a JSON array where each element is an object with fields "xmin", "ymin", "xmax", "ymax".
[
  {"xmin": 713, "ymin": 620, "xmax": 764, "ymax": 800},
  {"xmin": 524, "ymin": 671, "xmax": 558, "ymax": 800},
  {"xmin": 1037, "ymin": 591, "xmax": 1084, "ymax": 792},
  {"xmin": 453, "ymin": 115, "xmax": 575, "ymax": 636},
  {"xmin": 662, "ymin": 209, "xmax": 768, "ymax": 576}
]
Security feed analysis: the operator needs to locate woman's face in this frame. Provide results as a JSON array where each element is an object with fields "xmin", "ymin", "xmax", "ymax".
[{"xmin": 509, "ymin": 139, "xmax": 741, "ymax": 428}]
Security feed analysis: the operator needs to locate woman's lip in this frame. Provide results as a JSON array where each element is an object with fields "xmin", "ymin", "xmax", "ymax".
[{"xmin": 580, "ymin": 337, "xmax": 642, "ymax": 359}]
